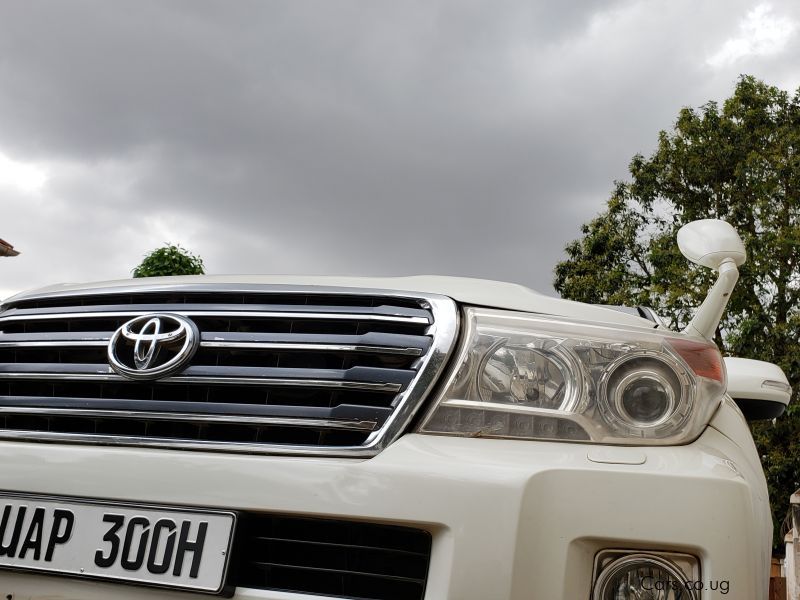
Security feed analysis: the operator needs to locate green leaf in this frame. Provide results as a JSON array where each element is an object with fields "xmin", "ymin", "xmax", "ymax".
[{"xmin": 131, "ymin": 244, "xmax": 205, "ymax": 278}]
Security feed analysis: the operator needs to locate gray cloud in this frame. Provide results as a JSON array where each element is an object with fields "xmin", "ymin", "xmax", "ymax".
[{"xmin": 1, "ymin": 0, "xmax": 798, "ymax": 299}]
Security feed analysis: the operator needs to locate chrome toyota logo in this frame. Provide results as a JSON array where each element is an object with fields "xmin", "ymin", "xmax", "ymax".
[{"xmin": 108, "ymin": 314, "xmax": 200, "ymax": 380}]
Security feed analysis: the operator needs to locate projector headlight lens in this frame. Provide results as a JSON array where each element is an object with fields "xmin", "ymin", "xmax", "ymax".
[
  {"xmin": 602, "ymin": 355, "xmax": 686, "ymax": 428},
  {"xmin": 418, "ymin": 308, "xmax": 725, "ymax": 445}
]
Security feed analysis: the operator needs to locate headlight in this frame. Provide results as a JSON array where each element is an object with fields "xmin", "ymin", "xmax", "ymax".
[{"xmin": 418, "ymin": 308, "xmax": 725, "ymax": 445}]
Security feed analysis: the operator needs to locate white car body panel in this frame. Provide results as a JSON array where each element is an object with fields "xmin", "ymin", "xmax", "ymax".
[{"xmin": 0, "ymin": 424, "xmax": 768, "ymax": 599}]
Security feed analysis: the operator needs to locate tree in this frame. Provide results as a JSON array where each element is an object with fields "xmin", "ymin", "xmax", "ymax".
[
  {"xmin": 554, "ymin": 75, "xmax": 800, "ymax": 548},
  {"xmin": 132, "ymin": 244, "xmax": 205, "ymax": 278}
]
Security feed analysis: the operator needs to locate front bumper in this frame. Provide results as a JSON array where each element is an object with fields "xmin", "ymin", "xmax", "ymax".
[{"xmin": 0, "ymin": 425, "xmax": 769, "ymax": 600}]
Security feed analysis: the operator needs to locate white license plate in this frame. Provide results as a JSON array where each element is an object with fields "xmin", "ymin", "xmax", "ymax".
[{"xmin": 0, "ymin": 493, "xmax": 236, "ymax": 594}]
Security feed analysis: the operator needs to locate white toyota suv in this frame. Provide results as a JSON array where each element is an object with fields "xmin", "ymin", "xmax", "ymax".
[{"xmin": 0, "ymin": 220, "xmax": 790, "ymax": 599}]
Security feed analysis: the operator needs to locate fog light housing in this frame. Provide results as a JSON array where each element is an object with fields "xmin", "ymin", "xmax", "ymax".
[{"xmin": 592, "ymin": 550, "xmax": 699, "ymax": 600}]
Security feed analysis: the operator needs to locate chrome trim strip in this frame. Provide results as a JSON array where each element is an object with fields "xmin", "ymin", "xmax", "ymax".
[
  {"xmin": 0, "ymin": 340, "xmax": 109, "ymax": 347},
  {"xmin": 173, "ymin": 376, "xmax": 402, "ymax": 392},
  {"xmin": 0, "ymin": 310, "xmax": 429, "ymax": 325},
  {"xmin": 0, "ymin": 332, "xmax": 426, "ymax": 355},
  {"xmin": 2, "ymin": 301, "xmax": 430, "ymax": 320},
  {"xmin": 0, "ymin": 339, "xmax": 424, "ymax": 355},
  {"xmin": 0, "ymin": 429, "xmax": 381, "ymax": 456},
  {"xmin": 0, "ymin": 396, "xmax": 393, "ymax": 420},
  {"xmin": 0, "ymin": 371, "xmax": 403, "ymax": 392},
  {"xmin": 358, "ymin": 295, "xmax": 459, "ymax": 450},
  {"xmin": 0, "ymin": 407, "xmax": 376, "ymax": 430},
  {"xmin": 199, "ymin": 340, "xmax": 423, "ymax": 356}
]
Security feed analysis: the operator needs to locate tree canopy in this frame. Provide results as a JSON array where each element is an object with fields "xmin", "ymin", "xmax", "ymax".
[
  {"xmin": 132, "ymin": 244, "xmax": 205, "ymax": 278},
  {"xmin": 554, "ymin": 75, "xmax": 800, "ymax": 548}
]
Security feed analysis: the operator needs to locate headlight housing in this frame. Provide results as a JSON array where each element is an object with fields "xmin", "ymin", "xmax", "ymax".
[{"xmin": 418, "ymin": 308, "xmax": 725, "ymax": 445}]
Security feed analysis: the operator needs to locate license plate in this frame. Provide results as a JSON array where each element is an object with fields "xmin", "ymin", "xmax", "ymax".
[{"xmin": 0, "ymin": 493, "xmax": 236, "ymax": 594}]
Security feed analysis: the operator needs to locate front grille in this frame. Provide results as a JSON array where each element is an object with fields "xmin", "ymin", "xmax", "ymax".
[
  {"xmin": 0, "ymin": 284, "xmax": 457, "ymax": 455},
  {"xmin": 236, "ymin": 514, "xmax": 432, "ymax": 599}
]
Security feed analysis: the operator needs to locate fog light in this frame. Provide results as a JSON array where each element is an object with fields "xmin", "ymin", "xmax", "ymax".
[{"xmin": 593, "ymin": 552, "xmax": 699, "ymax": 600}]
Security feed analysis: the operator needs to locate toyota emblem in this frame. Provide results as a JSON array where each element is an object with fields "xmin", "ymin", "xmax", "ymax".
[{"xmin": 108, "ymin": 313, "xmax": 200, "ymax": 380}]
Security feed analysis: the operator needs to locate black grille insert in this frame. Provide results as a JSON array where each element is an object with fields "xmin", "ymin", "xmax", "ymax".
[{"xmin": 236, "ymin": 515, "xmax": 432, "ymax": 600}]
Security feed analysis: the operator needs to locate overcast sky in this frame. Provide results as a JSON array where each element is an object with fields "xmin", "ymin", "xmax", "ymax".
[{"xmin": 1, "ymin": 0, "xmax": 798, "ymax": 300}]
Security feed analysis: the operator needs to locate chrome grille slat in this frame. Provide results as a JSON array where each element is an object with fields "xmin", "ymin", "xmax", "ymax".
[
  {"xmin": 0, "ymin": 332, "xmax": 112, "ymax": 342},
  {"xmin": 0, "ymin": 397, "xmax": 393, "ymax": 422},
  {"xmin": 0, "ymin": 340, "xmax": 109, "ymax": 347},
  {"xmin": 0, "ymin": 307, "xmax": 430, "ymax": 325},
  {"xmin": 0, "ymin": 430, "xmax": 372, "ymax": 454},
  {"xmin": 200, "ymin": 331, "xmax": 430, "ymax": 347},
  {"xmin": 1, "ymin": 302, "xmax": 431, "ymax": 319},
  {"xmin": 0, "ymin": 407, "xmax": 378, "ymax": 430},
  {"xmin": 0, "ymin": 363, "xmax": 413, "ymax": 389},
  {"xmin": 0, "ymin": 330, "xmax": 430, "ymax": 356},
  {"xmin": 200, "ymin": 341, "xmax": 424, "ymax": 356},
  {"xmin": 0, "ymin": 285, "xmax": 458, "ymax": 456},
  {"xmin": 0, "ymin": 372, "xmax": 403, "ymax": 393}
]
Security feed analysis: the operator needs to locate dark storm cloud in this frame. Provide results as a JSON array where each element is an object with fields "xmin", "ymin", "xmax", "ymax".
[{"xmin": 0, "ymin": 0, "xmax": 798, "ymax": 298}]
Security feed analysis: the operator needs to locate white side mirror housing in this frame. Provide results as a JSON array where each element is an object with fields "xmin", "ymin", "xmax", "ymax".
[
  {"xmin": 677, "ymin": 219, "xmax": 746, "ymax": 269},
  {"xmin": 677, "ymin": 220, "xmax": 746, "ymax": 341},
  {"xmin": 724, "ymin": 357, "xmax": 790, "ymax": 420}
]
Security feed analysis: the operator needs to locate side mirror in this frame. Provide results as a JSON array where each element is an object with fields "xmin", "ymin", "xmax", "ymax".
[
  {"xmin": 677, "ymin": 220, "xmax": 746, "ymax": 341},
  {"xmin": 677, "ymin": 219, "xmax": 746, "ymax": 270},
  {"xmin": 724, "ymin": 357, "xmax": 791, "ymax": 420}
]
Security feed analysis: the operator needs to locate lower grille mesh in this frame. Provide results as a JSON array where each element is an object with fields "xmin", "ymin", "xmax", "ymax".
[{"xmin": 236, "ymin": 515, "xmax": 432, "ymax": 600}]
